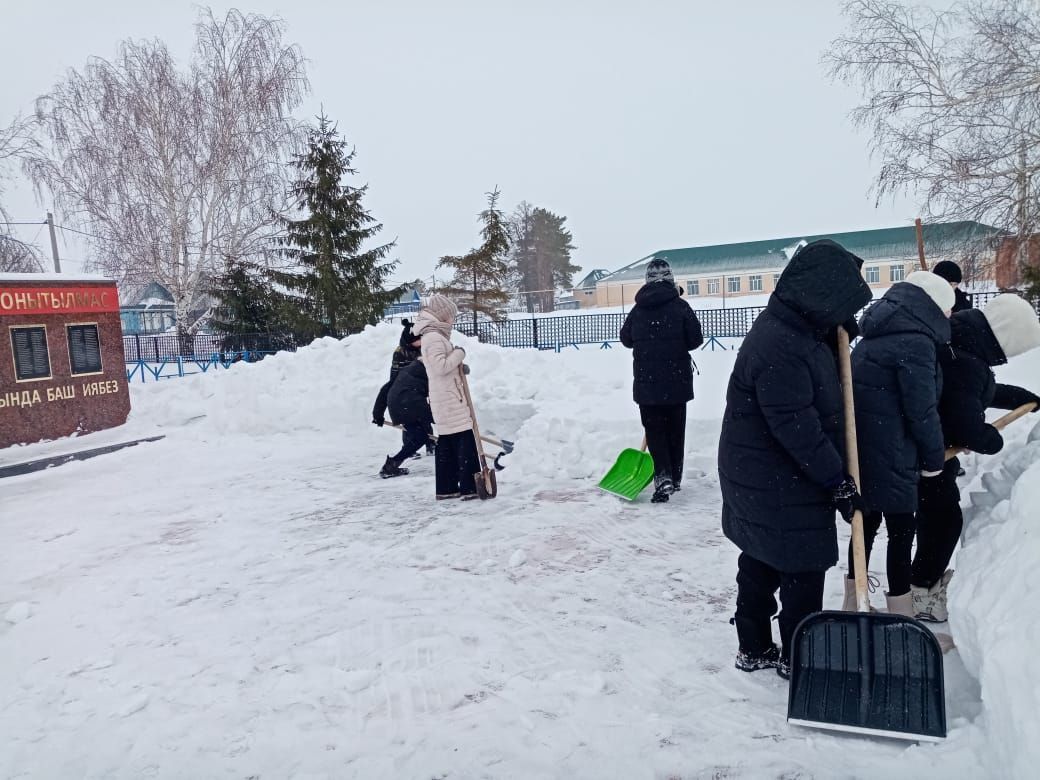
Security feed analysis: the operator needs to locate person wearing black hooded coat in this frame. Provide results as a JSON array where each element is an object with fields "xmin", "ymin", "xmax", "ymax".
[
  {"xmin": 843, "ymin": 272, "xmax": 952, "ymax": 615},
  {"xmin": 372, "ymin": 319, "xmax": 434, "ymax": 477},
  {"xmin": 719, "ymin": 239, "xmax": 871, "ymax": 677},
  {"xmin": 619, "ymin": 258, "xmax": 704, "ymax": 502},
  {"xmin": 910, "ymin": 295, "xmax": 1040, "ymax": 622}
]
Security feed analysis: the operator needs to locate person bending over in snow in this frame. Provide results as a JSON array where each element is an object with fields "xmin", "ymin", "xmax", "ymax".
[
  {"xmin": 619, "ymin": 258, "xmax": 703, "ymax": 503},
  {"xmin": 378, "ymin": 358, "xmax": 435, "ymax": 478},
  {"xmin": 411, "ymin": 294, "xmax": 481, "ymax": 500},
  {"xmin": 843, "ymin": 272, "xmax": 953, "ymax": 616},
  {"xmin": 911, "ymin": 294, "xmax": 1040, "ymax": 622},
  {"xmin": 372, "ymin": 319, "xmax": 435, "ymax": 458},
  {"xmin": 718, "ymin": 239, "xmax": 872, "ymax": 679}
]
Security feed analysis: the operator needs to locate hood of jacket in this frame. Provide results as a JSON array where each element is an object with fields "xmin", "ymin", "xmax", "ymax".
[
  {"xmin": 633, "ymin": 280, "xmax": 681, "ymax": 309},
  {"xmin": 859, "ymin": 282, "xmax": 951, "ymax": 345},
  {"xmin": 773, "ymin": 239, "xmax": 872, "ymax": 329},
  {"xmin": 950, "ymin": 308, "xmax": 1007, "ymax": 367},
  {"xmin": 411, "ymin": 309, "xmax": 452, "ymax": 338}
]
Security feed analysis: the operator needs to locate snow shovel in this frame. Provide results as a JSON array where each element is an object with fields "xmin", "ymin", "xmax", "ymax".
[
  {"xmin": 597, "ymin": 437, "xmax": 654, "ymax": 500},
  {"xmin": 458, "ymin": 366, "xmax": 498, "ymax": 499},
  {"xmin": 943, "ymin": 402, "xmax": 1037, "ymax": 460},
  {"xmin": 787, "ymin": 326, "xmax": 947, "ymax": 742},
  {"xmin": 381, "ymin": 419, "xmax": 511, "ymax": 468}
]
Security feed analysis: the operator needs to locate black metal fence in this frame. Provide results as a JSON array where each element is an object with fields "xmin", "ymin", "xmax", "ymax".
[
  {"xmin": 122, "ymin": 332, "xmax": 299, "ymax": 362},
  {"xmin": 123, "ymin": 292, "xmax": 1036, "ymax": 358}
]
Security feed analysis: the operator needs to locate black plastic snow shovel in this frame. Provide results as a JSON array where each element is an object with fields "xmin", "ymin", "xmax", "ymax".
[
  {"xmin": 787, "ymin": 327, "xmax": 947, "ymax": 742},
  {"xmin": 458, "ymin": 366, "xmax": 498, "ymax": 499}
]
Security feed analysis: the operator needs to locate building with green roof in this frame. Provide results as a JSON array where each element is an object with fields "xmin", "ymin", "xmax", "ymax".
[{"xmin": 594, "ymin": 221, "xmax": 1001, "ymax": 307}]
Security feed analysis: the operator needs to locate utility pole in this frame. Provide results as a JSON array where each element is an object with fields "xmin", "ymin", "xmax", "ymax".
[{"xmin": 46, "ymin": 212, "xmax": 61, "ymax": 273}]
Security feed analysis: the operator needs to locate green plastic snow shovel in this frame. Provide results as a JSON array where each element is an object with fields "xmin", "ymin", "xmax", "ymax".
[{"xmin": 598, "ymin": 438, "xmax": 655, "ymax": 500}]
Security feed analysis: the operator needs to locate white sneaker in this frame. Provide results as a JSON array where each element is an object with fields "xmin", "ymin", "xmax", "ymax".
[{"xmin": 912, "ymin": 570, "xmax": 954, "ymax": 623}]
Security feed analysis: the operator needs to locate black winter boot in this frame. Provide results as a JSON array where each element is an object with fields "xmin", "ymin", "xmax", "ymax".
[
  {"xmin": 379, "ymin": 456, "xmax": 409, "ymax": 478},
  {"xmin": 734, "ymin": 644, "xmax": 783, "ymax": 673},
  {"xmin": 650, "ymin": 476, "xmax": 674, "ymax": 503}
]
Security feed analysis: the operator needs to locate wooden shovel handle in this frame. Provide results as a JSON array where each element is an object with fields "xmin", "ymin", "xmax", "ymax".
[
  {"xmin": 837, "ymin": 327, "xmax": 870, "ymax": 613},
  {"xmin": 943, "ymin": 402, "xmax": 1038, "ymax": 461},
  {"xmin": 915, "ymin": 218, "xmax": 929, "ymax": 271}
]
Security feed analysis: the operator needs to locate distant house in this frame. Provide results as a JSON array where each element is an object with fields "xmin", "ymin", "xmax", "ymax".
[
  {"xmin": 120, "ymin": 282, "xmax": 177, "ymax": 335},
  {"xmin": 572, "ymin": 269, "xmax": 610, "ymax": 308},
  {"xmin": 594, "ymin": 221, "xmax": 1001, "ymax": 308},
  {"xmin": 384, "ymin": 287, "xmax": 422, "ymax": 317}
]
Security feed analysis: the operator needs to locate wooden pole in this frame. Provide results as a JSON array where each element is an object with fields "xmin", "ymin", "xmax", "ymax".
[
  {"xmin": 838, "ymin": 326, "xmax": 870, "ymax": 613},
  {"xmin": 915, "ymin": 218, "xmax": 929, "ymax": 271}
]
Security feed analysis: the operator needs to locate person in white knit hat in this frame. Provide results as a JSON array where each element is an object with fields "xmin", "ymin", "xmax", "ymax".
[
  {"xmin": 411, "ymin": 294, "xmax": 481, "ymax": 500},
  {"xmin": 841, "ymin": 271, "xmax": 954, "ymax": 615},
  {"xmin": 911, "ymin": 294, "xmax": 1040, "ymax": 623}
]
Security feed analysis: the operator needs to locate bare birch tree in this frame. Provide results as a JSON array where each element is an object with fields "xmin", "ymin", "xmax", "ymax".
[
  {"xmin": 0, "ymin": 115, "xmax": 44, "ymax": 272},
  {"xmin": 826, "ymin": 0, "xmax": 1040, "ymax": 273},
  {"xmin": 23, "ymin": 8, "xmax": 309, "ymax": 338}
]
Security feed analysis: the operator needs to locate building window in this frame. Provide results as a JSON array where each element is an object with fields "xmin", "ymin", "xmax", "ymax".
[
  {"xmin": 727, "ymin": 276, "xmax": 741, "ymax": 293},
  {"xmin": 707, "ymin": 278, "xmax": 720, "ymax": 295},
  {"xmin": 10, "ymin": 326, "xmax": 51, "ymax": 381},
  {"xmin": 866, "ymin": 266, "xmax": 880, "ymax": 284},
  {"xmin": 688, "ymin": 280, "xmax": 700, "ymax": 296},
  {"xmin": 890, "ymin": 263, "xmax": 905, "ymax": 282},
  {"xmin": 749, "ymin": 274, "xmax": 763, "ymax": 292},
  {"xmin": 773, "ymin": 272, "xmax": 781, "ymax": 288},
  {"xmin": 67, "ymin": 324, "xmax": 103, "ymax": 375}
]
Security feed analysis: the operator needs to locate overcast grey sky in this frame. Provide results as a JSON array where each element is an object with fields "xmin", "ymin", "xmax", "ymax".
[{"xmin": 0, "ymin": 0, "xmax": 919, "ymax": 283}]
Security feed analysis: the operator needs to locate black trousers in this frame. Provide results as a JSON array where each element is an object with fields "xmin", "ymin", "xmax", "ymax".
[
  {"xmin": 391, "ymin": 422, "xmax": 430, "ymax": 463},
  {"xmin": 435, "ymin": 430, "xmax": 480, "ymax": 497},
  {"xmin": 912, "ymin": 458, "xmax": 962, "ymax": 589},
  {"xmin": 734, "ymin": 552, "xmax": 825, "ymax": 660},
  {"xmin": 847, "ymin": 510, "xmax": 916, "ymax": 596},
  {"xmin": 639, "ymin": 403, "xmax": 687, "ymax": 485}
]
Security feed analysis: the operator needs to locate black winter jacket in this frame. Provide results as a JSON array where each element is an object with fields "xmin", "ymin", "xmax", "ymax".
[
  {"xmin": 619, "ymin": 282, "xmax": 704, "ymax": 405},
  {"xmin": 719, "ymin": 239, "xmax": 872, "ymax": 573},
  {"xmin": 372, "ymin": 341, "xmax": 422, "ymax": 423},
  {"xmin": 952, "ymin": 287, "xmax": 973, "ymax": 313},
  {"xmin": 852, "ymin": 283, "xmax": 950, "ymax": 513},
  {"xmin": 938, "ymin": 309, "xmax": 1037, "ymax": 454},
  {"xmin": 388, "ymin": 360, "xmax": 433, "ymax": 427}
]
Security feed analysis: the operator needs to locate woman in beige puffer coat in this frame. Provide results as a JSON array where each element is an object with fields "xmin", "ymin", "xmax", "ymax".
[{"xmin": 412, "ymin": 294, "xmax": 480, "ymax": 499}]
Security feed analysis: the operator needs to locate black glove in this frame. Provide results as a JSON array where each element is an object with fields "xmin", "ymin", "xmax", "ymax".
[
  {"xmin": 372, "ymin": 417, "xmax": 384, "ymax": 427},
  {"xmin": 462, "ymin": 364, "xmax": 471, "ymax": 375},
  {"xmin": 1026, "ymin": 391, "xmax": 1040, "ymax": 411},
  {"xmin": 840, "ymin": 316, "xmax": 861, "ymax": 341},
  {"xmin": 831, "ymin": 476, "xmax": 865, "ymax": 523}
]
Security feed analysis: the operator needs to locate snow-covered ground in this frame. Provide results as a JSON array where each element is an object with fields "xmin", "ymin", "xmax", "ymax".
[{"xmin": 2, "ymin": 324, "xmax": 1038, "ymax": 778}]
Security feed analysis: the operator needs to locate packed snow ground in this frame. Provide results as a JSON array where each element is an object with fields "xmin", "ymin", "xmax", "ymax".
[{"xmin": 2, "ymin": 324, "xmax": 1038, "ymax": 778}]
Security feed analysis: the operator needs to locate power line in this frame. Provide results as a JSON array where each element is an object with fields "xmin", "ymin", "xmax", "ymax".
[{"xmin": 0, "ymin": 221, "xmax": 46, "ymax": 226}]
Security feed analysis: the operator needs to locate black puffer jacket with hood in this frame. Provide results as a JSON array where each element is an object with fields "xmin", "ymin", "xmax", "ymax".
[
  {"xmin": 619, "ymin": 281, "xmax": 704, "ymax": 405},
  {"xmin": 852, "ymin": 283, "xmax": 950, "ymax": 513},
  {"xmin": 719, "ymin": 239, "xmax": 872, "ymax": 573}
]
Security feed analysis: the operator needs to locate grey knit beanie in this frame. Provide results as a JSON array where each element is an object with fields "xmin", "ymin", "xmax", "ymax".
[{"xmin": 645, "ymin": 258, "xmax": 674, "ymax": 285}]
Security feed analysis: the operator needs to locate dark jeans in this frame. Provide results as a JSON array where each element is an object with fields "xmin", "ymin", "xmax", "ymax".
[
  {"xmin": 435, "ymin": 430, "xmax": 480, "ymax": 497},
  {"xmin": 391, "ymin": 422, "xmax": 430, "ymax": 463},
  {"xmin": 639, "ymin": 403, "xmax": 687, "ymax": 485},
  {"xmin": 733, "ymin": 552, "xmax": 825, "ymax": 660},
  {"xmin": 912, "ymin": 458, "xmax": 962, "ymax": 589},
  {"xmin": 848, "ymin": 510, "xmax": 916, "ymax": 596}
]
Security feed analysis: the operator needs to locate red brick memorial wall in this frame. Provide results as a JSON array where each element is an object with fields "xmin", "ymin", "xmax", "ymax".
[{"xmin": 0, "ymin": 278, "xmax": 131, "ymax": 448}]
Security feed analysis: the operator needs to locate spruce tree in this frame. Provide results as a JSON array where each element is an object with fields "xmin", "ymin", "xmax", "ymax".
[
  {"xmin": 439, "ymin": 187, "xmax": 512, "ymax": 330},
  {"xmin": 509, "ymin": 204, "xmax": 579, "ymax": 312},
  {"xmin": 210, "ymin": 259, "xmax": 292, "ymax": 351},
  {"xmin": 272, "ymin": 113, "xmax": 400, "ymax": 338}
]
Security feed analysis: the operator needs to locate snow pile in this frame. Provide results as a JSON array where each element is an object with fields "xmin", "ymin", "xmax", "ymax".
[{"xmin": 950, "ymin": 410, "xmax": 1040, "ymax": 777}]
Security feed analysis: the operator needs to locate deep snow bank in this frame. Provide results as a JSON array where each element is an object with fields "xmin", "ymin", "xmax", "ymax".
[
  {"xmin": 950, "ymin": 402, "xmax": 1040, "ymax": 777},
  {"xmin": 128, "ymin": 323, "xmax": 740, "ymax": 482}
]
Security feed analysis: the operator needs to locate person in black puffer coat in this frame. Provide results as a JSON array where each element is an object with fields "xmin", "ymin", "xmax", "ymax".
[
  {"xmin": 372, "ymin": 320, "xmax": 433, "ymax": 477},
  {"xmin": 843, "ymin": 272, "xmax": 953, "ymax": 616},
  {"xmin": 932, "ymin": 260, "xmax": 973, "ymax": 313},
  {"xmin": 619, "ymin": 258, "xmax": 704, "ymax": 503},
  {"xmin": 910, "ymin": 295, "xmax": 1040, "ymax": 622},
  {"xmin": 719, "ymin": 239, "xmax": 872, "ymax": 678},
  {"xmin": 381, "ymin": 358, "xmax": 435, "ymax": 474}
]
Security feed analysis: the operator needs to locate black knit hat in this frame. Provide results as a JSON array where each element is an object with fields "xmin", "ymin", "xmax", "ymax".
[
  {"xmin": 932, "ymin": 260, "xmax": 963, "ymax": 284},
  {"xmin": 399, "ymin": 318, "xmax": 419, "ymax": 348}
]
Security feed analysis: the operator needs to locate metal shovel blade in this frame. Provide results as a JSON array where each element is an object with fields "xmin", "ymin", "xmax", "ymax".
[
  {"xmin": 787, "ymin": 610, "xmax": 946, "ymax": 742},
  {"xmin": 597, "ymin": 448, "xmax": 655, "ymax": 500}
]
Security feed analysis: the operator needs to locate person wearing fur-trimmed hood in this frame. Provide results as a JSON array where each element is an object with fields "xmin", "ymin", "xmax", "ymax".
[{"xmin": 412, "ymin": 294, "xmax": 481, "ymax": 500}]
